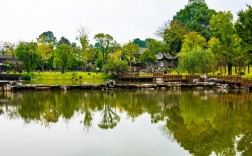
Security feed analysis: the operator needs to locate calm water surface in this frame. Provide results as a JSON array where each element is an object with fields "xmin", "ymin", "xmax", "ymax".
[{"xmin": 0, "ymin": 90, "xmax": 252, "ymax": 156}]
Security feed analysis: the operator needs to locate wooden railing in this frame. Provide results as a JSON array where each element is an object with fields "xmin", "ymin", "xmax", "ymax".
[
  {"xmin": 153, "ymin": 72, "xmax": 163, "ymax": 78},
  {"xmin": 163, "ymin": 74, "xmax": 182, "ymax": 81},
  {"xmin": 117, "ymin": 73, "xmax": 252, "ymax": 86},
  {"xmin": 117, "ymin": 73, "xmax": 139, "ymax": 79}
]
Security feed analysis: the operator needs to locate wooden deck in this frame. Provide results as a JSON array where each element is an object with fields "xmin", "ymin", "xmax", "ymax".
[{"xmin": 117, "ymin": 73, "xmax": 252, "ymax": 86}]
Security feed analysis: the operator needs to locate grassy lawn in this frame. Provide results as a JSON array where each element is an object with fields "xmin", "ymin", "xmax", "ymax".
[
  {"xmin": 31, "ymin": 72, "xmax": 112, "ymax": 80},
  {"xmin": 18, "ymin": 72, "xmax": 112, "ymax": 85}
]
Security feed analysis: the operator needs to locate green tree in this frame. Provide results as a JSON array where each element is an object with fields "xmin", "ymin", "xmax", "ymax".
[
  {"xmin": 178, "ymin": 32, "xmax": 214, "ymax": 74},
  {"xmin": 38, "ymin": 43, "xmax": 54, "ymax": 71},
  {"xmin": 235, "ymin": 5, "xmax": 252, "ymax": 73},
  {"xmin": 103, "ymin": 49, "xmax": 129, "ymax": 74},
  {"xmin": 133, "ymin": 38, "xmax": 147, "ymax": 48},
  {"xmin": 94, "ymin": 33, "xmax": 119, "ymax": 69},
  {"xmin": 173, "ymin": 0, "xmax": 216, "ymax": 40},
  {"xmin": 57, "ymin": 37, "xmax": 71, "ymax": 46},
  {"xmin": 147, "ymin": 38, "xmax": 168, "ymax": 54},
  {"xmin": 76, "ymin": 26, "xmax": 90, "ymax": 71},
  {"xmin": 37, "ymin": 31, "xmax": 57, "ymax": 45},
  {"xmin": 15, "ymin": 42, "xmax": 41, "ymax": 73},
  {"xmin": 122, "ymin": 41, "xmax": 140, "ymax": 71},
  {"xmin": 210, "ymin": 11, "xmax": 241, "ymax": 75},
  {"xmin": 208, "ymin": 37, "xmax": 224, "ymax": 73},
  {"xmin": 54, "ymin": 44, "xmax": 74, "ymax": 73},
  {"xmin": 140, "ymin": 49, "xmax": 156, "ymax": 65},
  {"xmin": 163, "ymin": 21, "xmax": 188, "ymax": 56},
  {"xmin": 181, "ymin": 32, "xmax": 207, "ymax": 53}
]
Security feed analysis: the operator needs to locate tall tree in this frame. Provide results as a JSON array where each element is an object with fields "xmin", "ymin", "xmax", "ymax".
[
  {"xmin": 15, "ymin": 42, "xmax": 41, "ymax": 73},
  {"xmin": 210, "ymin": 11, "xmax": 241, "ymax": 75},
  {"xmin": 139, "ymin": 49, "xmax": 156, "ymax": 66},
  {"xmin": 57, "ymin": 37, "xmax": 71, "ymax": 46},
  {"xmin": 94, "ymin": 33, "xmax": 119, "ymax": 69},
  {"xmin": 38, "ymin": 43, "xmax": 54, "ymax": 71},
  {"xmin": 103, "ymin": 49, "xmax": 129, "ymax": 74},
  {"xmin": 133, "ymin": 38, "xmax": 147, "ymax": 48},
  {"xmin": 76, "ymin": 26, "xmax": 90, "ymax": 71},
  {"xmin": 235, "ymin": 5, "xmax": 252, "ymax": 73},
  {"xmin": 54, "ymin": 44, "xmax": 74, "ymax": 73},
  {"xmin": 162, "ymin": 21, "xmax": 188, "ymax": 56},
  {"xmin": 173, "ymin": 0, "xmax": 216, "ymax": 40},
  {"xmin": 180, "ymin": 31, "xmax": 207, "ymax": 53},
  {"xmin": 178, "ymin": 47, "xmax": 215, "ymax": 74},
  {"xmin": 178, "ymin": 32, "xmax": 214, "ymax": 74},
  {"xmin": 122, "ymin": 41, "xmax": 140, "ymax": 70},
  {"xmin": 147, "ymin": 38, "xmax": 168, "ymax": 55},
  {"xmin": 37, "ymin": 31, "xmax": 57, "ymax": 45},
  {"xmin": 208, "ymin": 37, "xmax": 224, "ymax": 73}
]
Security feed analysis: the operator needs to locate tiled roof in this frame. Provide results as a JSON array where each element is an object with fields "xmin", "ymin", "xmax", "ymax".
[{"xmin": 155, "ymin": 52, "xmax": 177, "ymax": 60}]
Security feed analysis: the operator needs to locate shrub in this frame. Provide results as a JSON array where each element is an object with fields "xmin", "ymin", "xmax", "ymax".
[
  {"xmin": 87, "ymin": 72, "xmax": 91, "ymax": 75},
  {"xmin": 79, "ymin": 75, "xmax": 83, "ymax": 79},
  {"xmin": 240, "ymin": 71, "xmax": 245, "ymax": 75},
  {"xmin": 71, "ymin": 72, "xmax": 78, "ymax": 79},
  {"xmin": 21, "ymin": 73, "xmax": 32, "ymax": 80}
]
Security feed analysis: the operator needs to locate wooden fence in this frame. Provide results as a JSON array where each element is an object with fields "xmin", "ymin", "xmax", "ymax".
[{"xmin": 117, "ymin": 73, "xmax": 252, "ymax": 86}]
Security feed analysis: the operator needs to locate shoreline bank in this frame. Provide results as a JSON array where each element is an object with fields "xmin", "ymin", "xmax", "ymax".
[{"xmin": 0, "ymin": 80, "xmax": 251, "ymax": 91}]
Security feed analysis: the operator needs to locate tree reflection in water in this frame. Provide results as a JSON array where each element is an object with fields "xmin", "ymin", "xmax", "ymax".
[{"xmin": 0, "ymin": 90, "xmax": 252, "ymax": 155}]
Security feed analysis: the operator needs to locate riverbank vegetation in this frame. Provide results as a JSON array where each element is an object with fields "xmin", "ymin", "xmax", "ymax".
[{"xmin": 0, "ymin": 0, "xmax": 252, "ymax": 78}]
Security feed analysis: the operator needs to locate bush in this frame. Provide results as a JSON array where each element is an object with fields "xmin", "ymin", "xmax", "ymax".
[
  {"xmin": 240, "ymin": 71, "xmax": 245, "ymax": 75},
  {"xmin": 21, "ymin": 73, "xmax": 32, "ymax": 80},
  {"xmin": 79, "ymin": 75, "xmax": 82, "ymax": 79},
  {"xmin": 87, "ymin": 72, "xmax": 91, "ymax": 75},
  {"xmin": 71, "ymin": 72, "xmax": 78, "ymax": 79}
]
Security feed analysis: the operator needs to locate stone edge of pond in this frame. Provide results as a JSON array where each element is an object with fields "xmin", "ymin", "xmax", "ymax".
[{"xmin": 0, "ymin": 82, "xmax": 251, "ymax": 92}]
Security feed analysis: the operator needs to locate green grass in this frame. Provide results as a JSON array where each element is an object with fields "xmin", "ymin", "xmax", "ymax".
[
  {"xmin": 31, "ymin": 72, "xmax": 112, "ymax": 80},
  {"xmin": 18, "ymin": 72, "xmax": 112, "ymax": 85}
]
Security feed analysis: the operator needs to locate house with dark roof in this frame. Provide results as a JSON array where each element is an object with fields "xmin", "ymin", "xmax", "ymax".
[
  {"xmin": 155, "ymin": 52, "xmax": 178, "ymax": 69},
  {"xmin": 0, "ymin": 56, "xmax": 16, "ymax": 72},
  {"xmin": 131, "ymin": 49, "xmax": 178, "ymax": 73}
]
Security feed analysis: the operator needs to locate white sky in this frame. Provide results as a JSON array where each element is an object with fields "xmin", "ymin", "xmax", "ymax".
[{"xmin": 0, "ymin": 0, "xmax": 251, "ymax": 45}]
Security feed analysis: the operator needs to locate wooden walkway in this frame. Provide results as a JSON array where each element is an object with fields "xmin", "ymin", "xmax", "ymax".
[{"xmin": 117, "ymin": 73, "xmax": 252, "ymax": 87}]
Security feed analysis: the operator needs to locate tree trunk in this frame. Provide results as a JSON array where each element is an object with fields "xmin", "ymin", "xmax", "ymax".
[
  {"xmin": 227, "ymin": 63, "xmax": 232, "ymax": 75},
  {"xmin": 62, "ymin": 65, "xmax": 65, "ymax": 74},
  {"xmin": 224, "ymin": 63, "xmax": 226, "ymax": 74},
  {"xmin": 42, "ymin": 63, "xmax": 44, "ymax": 72},
  {"xmin": 248, "ymin": 64, "xmax": 250, "ymax": 74},
  {"xmin": 220, "ymin": 64, "xmax": 222, "ymax": 76}
]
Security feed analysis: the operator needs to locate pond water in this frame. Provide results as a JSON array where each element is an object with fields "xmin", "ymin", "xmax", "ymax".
[{"xmin": 0, "ymin": 89, "xmax": 252, "ymax": 156}]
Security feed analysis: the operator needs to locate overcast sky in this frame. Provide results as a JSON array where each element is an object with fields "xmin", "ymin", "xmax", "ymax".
[{"xmin": 0, "ymin": 0, "xmax": 251, "ymax": 45}]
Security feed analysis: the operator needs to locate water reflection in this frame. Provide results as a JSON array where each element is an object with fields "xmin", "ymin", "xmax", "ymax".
[{"xmin": 0, "ymin": 90, "xmax": 252, "ymax": 156}]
